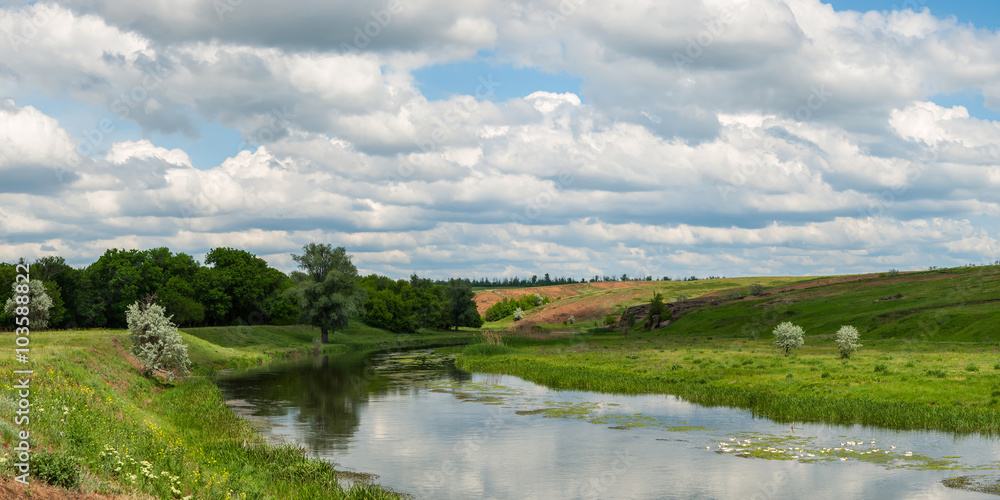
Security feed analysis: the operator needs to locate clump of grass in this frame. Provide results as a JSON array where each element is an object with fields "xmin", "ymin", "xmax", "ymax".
[
  {"xmin": 463, "ymin": 343, "xmax": 514, "ymax": 356},
  {"xmin": 785, "ymin": 373, "xmax": 794, "ymax": 379},
  {"xmin": 821, "ymin": 372, "xmax": 830, "ymax": 378},
  {"xmin": 874, "ymin": 364, "xmax": 889, "ymax": 373},
  {"xmin": 32, "ymin": 449, "xmax": 82, "ymax": 489},
  {"xmin": 925, "ymin": 369, "xmax": 947, "ymax": 378},
  {"xmin": 994, "ymin": 363, "xmax": 1000, "ymax": 370},
  {"xmin": 904, "ymin": 360, "xmax": 916, "ymax": 368},
  {"xmin": 965, "ymin": 363, "xmax": 980, "ymax": 372}
]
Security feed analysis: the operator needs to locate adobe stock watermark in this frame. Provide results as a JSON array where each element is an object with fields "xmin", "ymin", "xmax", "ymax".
[
  {"xmin": 715, "ymin": 84, "xmax": 835, "ymax": 203},
  {"xmin": 383, "ymin": 74, "xmax": 501, "ymax": 185},
  {"xmin": 11, "ymin": 263, "xmax": 34, "ymax": 485},
  {"xmin": 52, "ymin": 62, "xmax": 172, "ymax": 184},
  {"xmin": 673, "ymin": 2, "xmax": 746, "ymax": 71},
  {"xmin": 3, "ymin": 4, "xmax": 52, "ymax": 53}
]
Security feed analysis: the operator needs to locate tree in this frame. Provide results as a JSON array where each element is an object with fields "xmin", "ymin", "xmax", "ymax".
[
  {"xmin": 513, "ymin": 307, "xmax": 524, "ymax": 321},
  {"xmin": 646, "ymin": 292, "xmax": 669, "ymax": 329},
  {"xmin": 447, "ymin": 279, "xmax": 482, "ymax": 330},
  {"xmin": 835, "ymin": 325, "xmax": 862, "ymax": 358},
  {"xmin": 4, "ymin": 279, "xmax": 54, "ymax": 329},
  {"xmin": 772, "ymin": 321, "xmax": 804, "ymax": 355},
  {"xmin": 125, "ymin": 295, "xmax": 191, "ymax": 379},
  {"xmin": 290, "ymin": 244, "xmax": 367, "ymax": 343}
]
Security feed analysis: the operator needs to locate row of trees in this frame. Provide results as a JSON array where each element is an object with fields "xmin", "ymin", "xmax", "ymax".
[
  {"xmin": 444, "ymin": 273, "xmax": 719, "ymax": 288},
  {"xmin": 0, "ymin": 245, "xmax": 483, "ymax": 337},
  {"xmin": 0, "ymin": 248, "xmax": 298, "ymax": 329}
]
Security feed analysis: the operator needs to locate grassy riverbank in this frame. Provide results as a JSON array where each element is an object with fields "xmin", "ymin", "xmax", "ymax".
[
  {"xmin": 459, "ymin": 266, "xmax": 1000, "ymax": 434},
  {"xmin": 0, "ymin": 324, "xmax": 473, "ymax": 498}
]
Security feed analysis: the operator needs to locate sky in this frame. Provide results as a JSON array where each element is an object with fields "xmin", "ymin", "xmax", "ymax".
[{"xmin": 1, "ymin": 0, "xmax": 999, "ymax": 280}]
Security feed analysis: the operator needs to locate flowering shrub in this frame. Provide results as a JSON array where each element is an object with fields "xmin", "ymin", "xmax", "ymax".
[
  {"xmin": 772, "ymin": 321, "xmax": 804, "ymax": 355},
  {"xmin": 835, "ymin": 325, "xmax": 862, "ymax": 358},
  {"xmin": 126, "ymin": 296, "xmax": 191, "ymax": 379}
]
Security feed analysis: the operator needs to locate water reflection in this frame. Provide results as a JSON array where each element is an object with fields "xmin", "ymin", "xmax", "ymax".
[{"xmin": 215, "ymin": 350, "xmax": 999, "ymax": 499}]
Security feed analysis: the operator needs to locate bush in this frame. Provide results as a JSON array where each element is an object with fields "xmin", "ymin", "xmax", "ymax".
[
  {"xmin": 965, "ymin": 363, "xmax": 980, "ymax": 372},
  {"xmin": 513, "ymin": 307, "xmax": 524, "ymax": 321},
  {"xmin": 603, "ymin": 315, "xmax": 617, "ymax": 326},
  {"xmin": 3, "ymin": 279, "xmax": 53, "ymax": 329},
  {"xmin": 886, "ymin": 269, "xmax": 900, "ymax": 277},
  {"xmin": 747, "ymin": 282, "xmax": 764, "ymax": 296},
  {"xmin": 33, "ymin": 450, "xmax": 81, "ymax": 489},
  {"xmin": 534, "ymin": 293, "xmax": 543, "ymax": 306},
  {"xmin": 676, "ymin": 293, "xmax": 689, "ymax": 301},
  {"xmin": 835, "ymin": 325, "xmax": 862, "ymax": 359},
  {"xmin": 772, "ymin": 321, "xmax": 804, "ymax": 355},
  {"xmin": 125, "ymin": 296, "xmax": 191, "ymax": 379},
  {"xmin": 567, "ymin": 315, "xmax": 575, "ymax": 324}
]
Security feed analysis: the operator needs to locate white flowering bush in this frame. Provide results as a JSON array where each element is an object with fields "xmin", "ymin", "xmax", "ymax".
[
  {"xmin": 568, "ymin": 315, "xmax": 575, "ymax": 324},
  {"xmin": 4, "ymin": 279, "xmax": 53, "ymax": 329},
  {"xmin": 835, "ymin": 325, "xmax": 862, "ymax": 358},
  {"xmin": 126, "ymin": 297, "xmax": 191, "ymax": 379},
  {"xmin": 772, "ymin": 321, "xmax": 804, "ymax": 355},
  {"xmin": 534, "ymin": 293, "xmax": 543, "ymax": 306},
  {"xmin": 513, "ymin": 307, "xmax": 525, "ymax": 321}
]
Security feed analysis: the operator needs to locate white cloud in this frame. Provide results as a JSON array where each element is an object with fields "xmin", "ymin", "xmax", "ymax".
[{"xmin": 1, "ymin": 1, "xmax": 999, "ymax": 277}]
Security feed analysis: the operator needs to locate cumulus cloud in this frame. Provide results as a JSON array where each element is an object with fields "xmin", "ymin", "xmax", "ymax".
[{"xmin": 1, "ymin": 1, "xmax": 999, "ymax": 277}]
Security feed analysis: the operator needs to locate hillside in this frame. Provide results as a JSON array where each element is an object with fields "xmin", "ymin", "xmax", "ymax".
[{"xmin": 475, "ymin": 266, "xmax": 1000, "ymax": 341}]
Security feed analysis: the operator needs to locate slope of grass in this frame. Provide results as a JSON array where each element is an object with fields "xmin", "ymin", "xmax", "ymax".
[
  {"xmin": 460, "ymin": 266, "xmax": 1000, "ymax": 434},
  {"xmin": 0, "ymin": 322, "xmax": 476, "ymax": 498}
]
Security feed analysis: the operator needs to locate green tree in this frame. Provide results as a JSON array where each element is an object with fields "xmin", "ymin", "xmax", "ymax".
[
  {"xmin": 290, "ymin": 244, "xmax": 367, "ymax": 343},
  {"xmin": 447, "ymin": 279, "xmax": 482, "ymax": 330},
  {"xmin": 647, "ymin": 292, "xmax": 669, "ymax": 329}
]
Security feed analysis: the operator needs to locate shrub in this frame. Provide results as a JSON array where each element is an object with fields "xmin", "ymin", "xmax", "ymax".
[
  {"xmin": 125, "ymin": 295, "xmax": 191, "ymax": 379},
  {"xmin": 676, "ymin": 293, "xmax": 689, "ymax": 301},
  {"xmin": 835, "ymin": 325, "xmax": 862, "ymax": 359},
  {"xmin": 567, "ymin": 315, "xmax": 575, "ymax": 324},
  {"xmin": 513, "ymin": 307, "xmax": 525, "ymax": 321},
  {"xmin": 3, "ymin": 279, "xmax": 53, "ymax": 329},
  {"xmin": 534, "ymin": 293, "xmax": 543, "ymax": 307},
  {"xmin": 772, "ymin": 321, "xmax": 804, "ymax": 355},
  {"xmin": 603, "ymin": 315, "xmax": 617, "ymax": 326},
  {"xmin": 33, "ymin": 450, "xmax": 81, "ymax": 489},
  {"xmin": 886, "ymin": 269, "xmax": 900, "ymax": 277},
  {"xmin": 747, "ymin": 282, "xmax": 764, "ymax": 296}
]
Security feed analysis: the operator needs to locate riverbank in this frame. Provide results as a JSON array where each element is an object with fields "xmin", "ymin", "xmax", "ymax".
[
  {"xmin": 456, "ymin": 331, "xmax": 1000, "ymax": 434},
  {"xmin": 0, "ymin": 324, "xmax": 473, "ymax": 498}
]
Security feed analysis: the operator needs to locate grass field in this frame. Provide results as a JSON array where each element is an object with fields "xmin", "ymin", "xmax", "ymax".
[
  {"xmin": 460, "ymin": 265, "xmax": 1000, "ymax": 434},
  {"xmin": 0, "ymin": 323, "xmax": 473, "ymax": 498}
]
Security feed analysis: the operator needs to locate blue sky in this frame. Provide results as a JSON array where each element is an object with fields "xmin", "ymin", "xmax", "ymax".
[{"xmin": 1, "ymin": 0, "xmax": 999, "ymax": 278}]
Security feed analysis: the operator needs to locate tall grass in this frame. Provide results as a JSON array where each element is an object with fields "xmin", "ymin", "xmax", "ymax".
[{"xmin": 0, "ymin": 329, "xmax": 408, "ymax": 498}]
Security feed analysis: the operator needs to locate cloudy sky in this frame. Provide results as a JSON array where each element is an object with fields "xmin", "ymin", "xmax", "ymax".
[{"xmin": 1, "ymin": 0, "xmax": 999, "ymax": 280}]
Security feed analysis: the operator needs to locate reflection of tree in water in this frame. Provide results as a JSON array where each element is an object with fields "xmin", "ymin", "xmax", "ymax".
[{"xmin": 217, "ymin": 350, "xmax": 471, "ymax": 453}]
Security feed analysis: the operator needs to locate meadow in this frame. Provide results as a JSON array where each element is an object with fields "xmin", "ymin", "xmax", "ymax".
[
  {"xmin": 460, "ymin": 265, "xmax": 1000, "ymax": 434},
  {"xmin": 0, "ymin": 322, "xmax": 471, "ymax": 499}
]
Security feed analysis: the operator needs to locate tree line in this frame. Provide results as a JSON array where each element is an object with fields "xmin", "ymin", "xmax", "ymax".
[{"xmin": 0, "ymin": 245, "xmax": 482, "ymax": 336}]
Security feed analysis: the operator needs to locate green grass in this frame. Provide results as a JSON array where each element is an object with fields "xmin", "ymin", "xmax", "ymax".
[
  {"xmin": 0, "ymin": 323, "xmax": 474, "ymax": 498},
  {"xmin": 458, "ymin": 266, "xmax": 1000, "ymax": 434}
]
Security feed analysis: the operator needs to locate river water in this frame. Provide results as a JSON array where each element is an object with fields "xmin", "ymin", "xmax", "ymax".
[{"xmin": 214, "ymin": 349, "xmax": 1000, "ymax": 499}]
